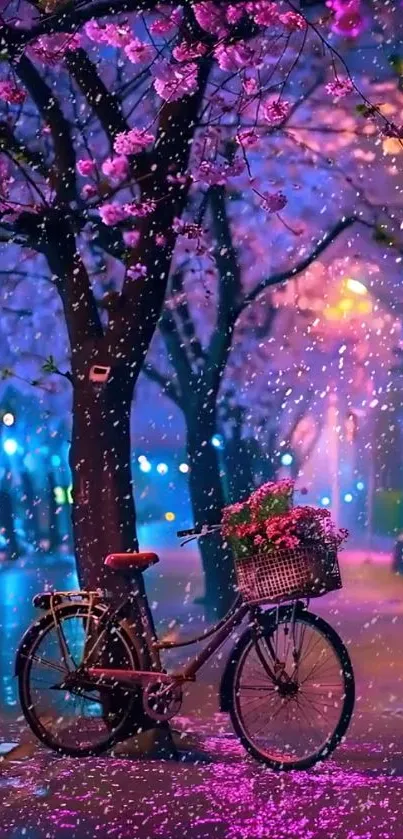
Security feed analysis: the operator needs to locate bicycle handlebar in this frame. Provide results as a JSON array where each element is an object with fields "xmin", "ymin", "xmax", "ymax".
[
  {"xmin": 176, "ymin": 489, "xmax": 309, "ymax": 539},
  {"xmin": 176, "ymin": 524, "xmax": 221, "ymax": 539}
]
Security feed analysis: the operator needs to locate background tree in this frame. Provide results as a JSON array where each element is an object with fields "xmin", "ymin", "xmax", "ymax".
[{"xmin": 143, "ymin": 62, "xmax": 403, "ymax": 610}]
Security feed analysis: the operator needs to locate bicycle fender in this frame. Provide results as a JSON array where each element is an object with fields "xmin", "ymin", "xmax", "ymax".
[
  {"xmin": 219, "ymin": 602, "xmax": 306, "ymax": 712},
  {"xmin": 14, "ymin": 602, "xmax": 108, "ymax": 677}
]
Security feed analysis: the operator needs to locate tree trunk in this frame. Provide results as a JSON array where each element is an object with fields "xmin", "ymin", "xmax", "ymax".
[
  {"xmin": 69, "ymin": 368, "xmax": 167, "ymax": 738},
  {"xmin": 70, "ymin": 370, "xmax": 137, "ymax": 594},
  {"xmin": 69, "ymin": 369, "xmax": 157, "ymax": 659},
  {"xmin": 186, "ymin": 419, "xmax": 235, "ymax": 618}
]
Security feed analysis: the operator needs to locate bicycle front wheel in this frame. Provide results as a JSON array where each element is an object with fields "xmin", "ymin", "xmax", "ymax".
[
  {"xmin": 229, "ymin": 609, "xmax": 355, "ymax": 770},
  {"xmin": 18, "ymin": 603, "xmax": 141, "ymax": 757}
]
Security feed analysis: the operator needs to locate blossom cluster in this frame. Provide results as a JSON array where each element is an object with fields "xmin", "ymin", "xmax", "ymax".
[
  {"xmin": 29, "ymin": 33, "xmax": 81, "ymax": 64},
  {"xmin": 222, "ymin": 480, "xmax": 348, "ymax": 557},
  {"xmin": 327, "ymin": 0, "xmax": 367, "ymax": 39}
]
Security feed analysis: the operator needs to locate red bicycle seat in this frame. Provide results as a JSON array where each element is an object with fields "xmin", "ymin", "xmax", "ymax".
[{"xmin": 104, "ymin": 552, "xmax": 159, "ymax": 572}]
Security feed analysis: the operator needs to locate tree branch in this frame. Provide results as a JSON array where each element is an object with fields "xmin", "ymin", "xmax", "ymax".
[
  {"xmin": 159, "ymin": 309, "xmax": 195, "ymax": 399},
  {"xmin": 15, "ymin": 54, "xmax": 77, "ymax": 203},
  {"xmin": 142, "ymin": 363, "xmax": 182, "ymax": 406},
  {"xmin": 0, "ymin": 121, "xmax": 47, "ymax": 178},
  {"xmin": 26, "ymin": 0, "xmax": 164, "ymax": 44},
  {"xmin": 240, "ymin": 216, "xmax": 360, "ymax": 311},
  {"xmin": 65, "ymin": 49, "xmax": 144, "ymax": 156},
  {"xmin": 170, "ymin": 270, "xmax": 206, "ymax": 366}
]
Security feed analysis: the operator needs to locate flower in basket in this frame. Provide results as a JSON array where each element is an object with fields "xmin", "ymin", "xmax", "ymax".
[
  {"xmin": 221, "ymin": 499, "xmax": 255, "ymax": 558},
  {"xmin": 222, "ymin": 480, "xmax": 295, "ymax": 558},
  {"xmin": 265, "ymin": 506, "xmax": 348, "ymax": 554},
  {"xmin": 249, "ymin": 479, "xmax": 294, "ymax": 522}
]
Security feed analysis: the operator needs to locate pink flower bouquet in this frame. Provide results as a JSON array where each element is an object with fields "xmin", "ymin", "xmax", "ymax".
[
  {"xmin": 222, "ymin": 480, "xmax": 294, "ymax": 558},
  {"xmin": 222, "ymin": 480, "xmax": 348, "ymax": 559}
]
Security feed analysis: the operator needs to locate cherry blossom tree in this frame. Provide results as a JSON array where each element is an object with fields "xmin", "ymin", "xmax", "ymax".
[
  {"xmin": 0, "ymin": 0, "xmax": 401, "ymax": 619},
  {"xmin": 143, "ymin": 59, "xmax": 403, "ymax": 610}
]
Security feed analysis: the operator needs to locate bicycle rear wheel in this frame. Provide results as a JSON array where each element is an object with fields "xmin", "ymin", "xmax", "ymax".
[
  {"xmin": 18, "ymin": 603, "xmax": 140, "ymax": 757},
  {"xmin": 229, "ymin": 609, "xmax": 355, "ymax": 770}
]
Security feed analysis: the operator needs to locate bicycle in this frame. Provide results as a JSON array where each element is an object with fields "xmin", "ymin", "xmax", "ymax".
[{"xmin": 15, "ymin": 524, "xmax": 355, "ymax": 771}]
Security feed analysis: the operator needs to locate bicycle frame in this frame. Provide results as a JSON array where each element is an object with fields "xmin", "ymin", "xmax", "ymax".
[{"xmin": 84, "ymin": 592, "xmax": 256, "ymax": 688}]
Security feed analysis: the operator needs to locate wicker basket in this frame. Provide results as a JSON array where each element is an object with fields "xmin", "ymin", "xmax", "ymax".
[{"xmin": 234, "ymin": 547, "xmax": 342, "ymax": 605}]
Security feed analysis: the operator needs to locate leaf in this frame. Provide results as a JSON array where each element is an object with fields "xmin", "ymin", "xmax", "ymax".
[
  {"xmin": 355, "ymin": 103, "xmax": 378, "ymax": 118},
  {"xmin": 373, "ymin": 225, "xmax": 396, "ymax": 247},
  {"xmin": 388, "ymin": 53, "xmax": 403, "ymax": 76},
  {"xmin": 41, "ymin": 355, "xmax": 58, "ymax": 374}
]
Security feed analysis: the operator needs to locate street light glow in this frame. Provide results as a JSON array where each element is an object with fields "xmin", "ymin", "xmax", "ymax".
[
  {"xmin": 179, "ymin": 463, "xmax": 189, "ymax": 473},
  {"xmin": 2, "ymin": 412, "xmax": 15, "ymax": 427},
  {"xmin": 157, "ymin": 462, "xmax": 168, "ymax": 475},
  {"xmin": 281, "ymin": 453, "xmax": 293, "ymax": 466},
  {"xmin": 345, "ymin": 278, "xmax": 368, "ymax": 296},
  {"xmin": 211, "ymin": 434, "xmax": 224, "ymax": 449},
  {"xmin": 3, "ymin": 438, "xmax": 17, "ymax": 455}
]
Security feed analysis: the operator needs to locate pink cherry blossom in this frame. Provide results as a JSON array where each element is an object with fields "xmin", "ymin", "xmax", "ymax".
[
  {"xmin": 152, "ymin": 61, "xmax": 198, "ymax": 102},
  {"xmin": 173, "ymin": 41, "xmax": 207, "ymax": 62},
  {"xmin": 84, "ymin": 20, "xmax": 109, "ymax": 43},
  {"xmin": 279, "ymin": 11, "xmax": 307, "ymax": 32},
  {"xmin": 193, "ymin": 2, "xmax": 228, "ymax": 36},
  {"xmin": 328, "ymin": 0, "xmax": 367, "ymax": 38},
  {"xmin": 260, "ymin": 190, "xmax": 288, "ymax": 213},
  {"xmin": 98, "ymin": 203, "xmax": 128, "ymax": 225},
  {"xmin": 192, "ymin": 161, "xmax": 227, "ymax": 186},
  {"xmin": 262, "ymin": 98, "xmax": 291, "ymax": 125},
  {"xmin": 124, "ymin": 38, "xmax": 154, "ymax": 64},
  {"xmin": 226, "ymin": 4, "xmax": 246, "ymax": 23},
  {"xmin": 172, "ymin": 218, "xmax": 204, "ymax": 239},
  {"xmin": 113, "ymin": 128, "xmax": 154, "ymax": 155},
  {"xmin": 326, "ymin": 77, "xmax": 354, "ymax": 99},
  {"xmin": 81, "ymin": 184, "xmax": 97, "ymax": 199},
  {"xmin": 243, "ymin": 78, "xmax": 259, "ymax": 96},
  {"xmin": 236, "ymin": 128, "xmax": 260, "ymax": 148},
  {"xmin": 214, "ymin": 43, "xmax": 256, "ymax": 72},
  {"xmin": 76, "ymin": 159, "xmax": 96, "ymax": 177},
  {"xmin": 248, "ymin": 0, "xmax": 280, "ymax": 27},
  {"xmin": 30, "ymin": 33, "xmax": 81, "ymax": 64},
  {"xmin": 84, "ymin": 20, "xmax": 131, "ymax": 47},
  {"xmin": 123, "ymin": 230, "xmax": 140, "ymax": 248},
  {"xmin": 124, "ymin": 199, "xmax": 156, "ymax": 217},
  {"xmin": 127, "ymin": 262, "xmax": 147, "ymax": 279},
  {"xmin": 0, "ymin": 81, "xmax": 26, "ymax": 105},
  {"xmin": 101, "ymin": 155, "xmax": 129, "ymax": 181},
  {"xmin": 150, "ymin": 17, "xmax": 176, "ymax": 36}
]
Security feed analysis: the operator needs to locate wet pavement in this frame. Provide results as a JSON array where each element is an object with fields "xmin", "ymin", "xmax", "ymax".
[{"xmin": 2, "ymin": 544, "xmax": 403, "ymax": 838}]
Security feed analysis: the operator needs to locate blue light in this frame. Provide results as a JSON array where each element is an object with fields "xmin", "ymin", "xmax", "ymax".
[
  {"xmin": 321, "ymin": 496, "xmax": 331, "ymax": 507},
  {"xmin": 3, "ymin": 438, "xmax": 17, "ymax": 456},
  {"xmin": 356, "ymin": 481, "xmax": 364, "ymax": 491},
  {"xmin": 281, "ymin": 453, "xmax": 293, "ymax": 466},
  {"xmin": 51, "ymin": 455, "xmax": 61, "ymax": 467},
  {"xmin": 211, "ymin": 434, "xmax": 224, "ymax": 450},
  {"xmin": 156, "ymin": 462, "xmax": 168, "ymax": 475},
  {"xmin": 139, "ymin": 458, "xmax": 152, "ymax": 473},
  {"xmin": 344, "ymin": 493, "xmax": 353, "ymax": 503}
]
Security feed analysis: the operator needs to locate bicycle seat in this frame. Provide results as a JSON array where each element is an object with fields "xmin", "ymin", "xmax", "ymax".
[{"xmin": 104, "ymin": 552, "xmax": 159, "ymax": 573}]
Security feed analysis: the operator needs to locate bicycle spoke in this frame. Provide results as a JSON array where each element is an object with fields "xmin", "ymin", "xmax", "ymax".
[
  {"xmin": 21, "ymin": 607, "xmax": 136, "ymax": 754},
  {"xmin": 233, "ymin": 614, "xmax": 352, "ymax": 768}
]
